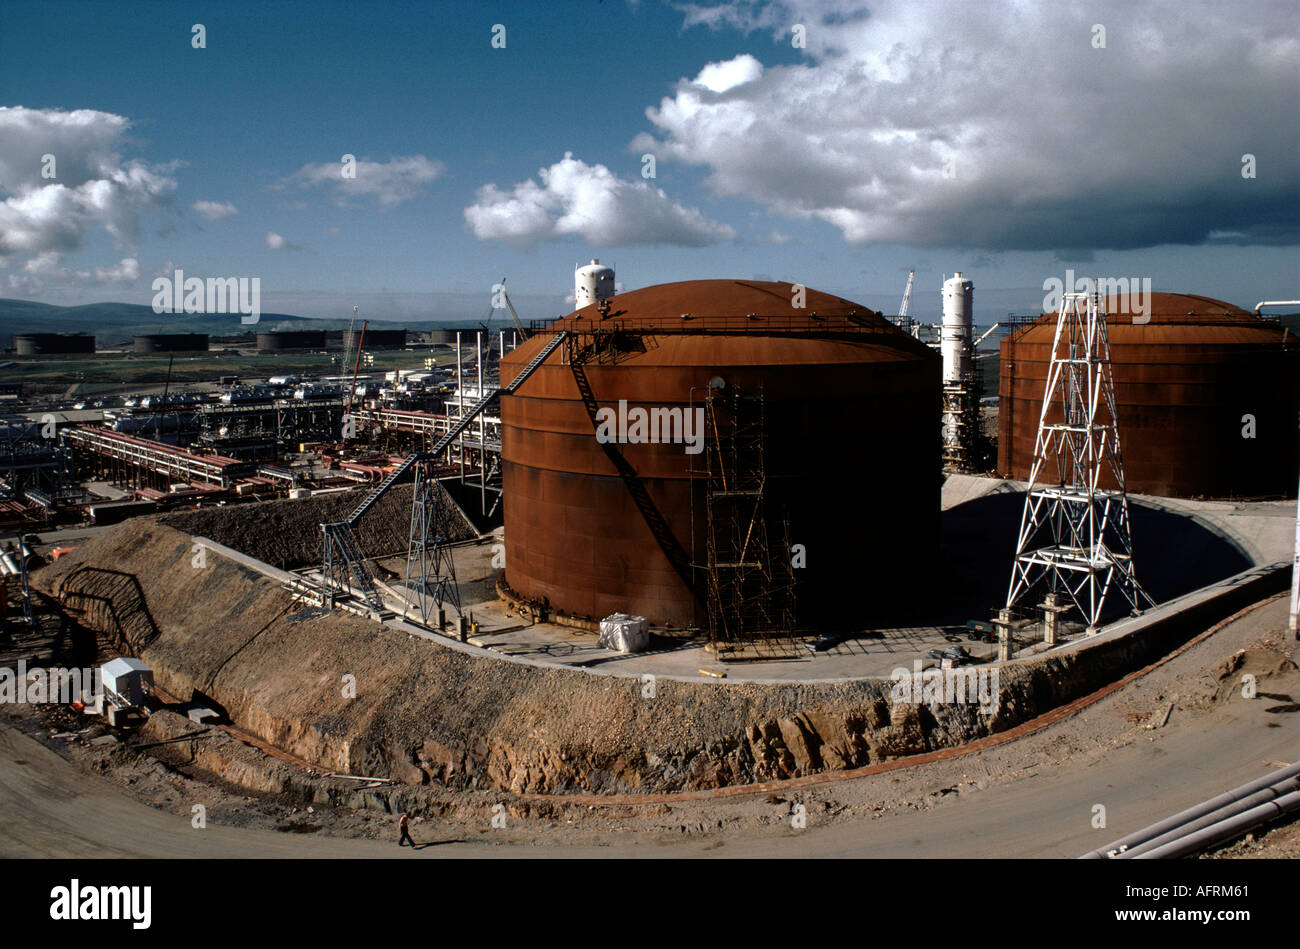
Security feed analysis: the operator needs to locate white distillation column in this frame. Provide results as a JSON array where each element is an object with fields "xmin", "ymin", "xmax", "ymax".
[{"xmin": 940, "ymin": 272, "xmax": 974, "ymax": 449}]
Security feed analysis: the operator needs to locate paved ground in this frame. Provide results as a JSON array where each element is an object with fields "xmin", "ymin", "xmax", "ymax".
[
  {"xmin": 2, "ymin": 596, "xmax": 1294, "ymax": 859},
  {"xmin": 311, "ymin": 472, "xmax": 1293, "ymax": 683}
]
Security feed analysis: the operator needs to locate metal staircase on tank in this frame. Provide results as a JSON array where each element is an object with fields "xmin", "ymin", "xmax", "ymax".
[
  {"xmin": 318, "ymin": 331, "xmax": 566, "ymax": 612},
  {"xmin": 569, "ymin": 358, "xmax": 696, "ymax": 595}
]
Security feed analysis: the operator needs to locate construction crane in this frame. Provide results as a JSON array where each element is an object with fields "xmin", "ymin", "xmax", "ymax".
[
  {"xmin": 340, "ymin": 304, "xmax": 358, "ymax": 379},
  {"xmin": 498, "ymin": 277, "xmax": 530, "ymax": 342},
  {"xmin": 345, "ymin": 319, "xmax": 368, "ymax": 426},
  {"xmin": 897, "ymin": 268, "xmax": 915, "ymax": 326}
]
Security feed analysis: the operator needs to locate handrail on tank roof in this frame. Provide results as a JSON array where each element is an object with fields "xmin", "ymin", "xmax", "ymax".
[{"xmin": 526, "ymin": 313, "xmax": 908, "ymax": 338}]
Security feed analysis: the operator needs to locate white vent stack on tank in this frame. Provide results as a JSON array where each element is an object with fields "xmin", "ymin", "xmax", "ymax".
[
  {"xmin": 941, "ymin": 272, "xmax": 974, "ymax": 384},
  {"xmin": 575, "ymin": 259, "xmax": 616, "ymax": 308}
]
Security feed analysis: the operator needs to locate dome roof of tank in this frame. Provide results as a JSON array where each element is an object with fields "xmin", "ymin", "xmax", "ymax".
[
  {"xmin": 503, "ymin": 279, "xmax": 932, "ymax": 374},
  {"xmin": 1007, "ymin": 291, "xmax": 1280, "ymax": 346},
  {"xmin": 561, "ymin": 278, "xmax": 886, "ymax": 326}
]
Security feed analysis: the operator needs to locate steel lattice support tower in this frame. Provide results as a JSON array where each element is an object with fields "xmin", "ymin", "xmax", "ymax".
[
  {"xmin": 1005, "ymin": 291, "xmax": 1153, "ymax": 633},
  {"xmin": 404, "ymin": 461, "xmax": 460, "ymax": 627}
]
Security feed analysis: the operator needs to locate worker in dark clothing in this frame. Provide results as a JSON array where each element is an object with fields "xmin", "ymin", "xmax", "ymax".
[{"xmin": 398, "ymin": 813, "xmax": 414, "ymax": 847}]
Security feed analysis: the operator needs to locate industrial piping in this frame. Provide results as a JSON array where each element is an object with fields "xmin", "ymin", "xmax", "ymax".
[
  {"xmin": 1132, "ymin": 789, "xmax": 1300, "ymax": 859},
  {"xmin": 1118, "ymin": 771, "xmax": 1300, "ymax": 858},
  {"xmin": 1080, "ymin": 760, "xmax": 1300, "ymax": 858},
  {"xmin": 1254, "ymin": 300, "xmax": 1300, "ymax": 314}
]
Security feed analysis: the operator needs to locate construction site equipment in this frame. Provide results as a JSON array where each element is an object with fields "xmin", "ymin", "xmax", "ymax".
[
  {"xmin": 1004, "ymin": 291, "xmax": 1154, "ymax": 633},
  {"xmin": 100, "ymin": 657, "xmax": 154, "ymax": 708},
  {"xmin": 597, "ymin": 613, "xmax": 650, "ymax": 653},
  {"xmin": 344, "ymin": 318, "xmax": 368, "ymax": 429},
  {"xmin": 896, "ymin": 268, "xmax": 914, "ymax": 326},
  {"xmin": 498, "ymin": 278, "xmax": 530, "ymax": 341},
  {"xmin": 318, "ymin": 331, "xmax": 567, "ymax": 614}
]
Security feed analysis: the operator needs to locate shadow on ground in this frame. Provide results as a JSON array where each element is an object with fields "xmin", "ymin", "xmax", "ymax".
[{"xmin": 898, "ymin": 492, "xmax": 1255, "ymax": 629}]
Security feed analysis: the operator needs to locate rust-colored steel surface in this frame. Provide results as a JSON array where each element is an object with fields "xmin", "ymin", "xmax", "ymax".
[
  {"xmin": 998, "ymin": 292, "xmax": 1300, "ymax": 499},
  {"xmin": 499, "ymin": 279, "xmax": 941, "ymax": 628}
]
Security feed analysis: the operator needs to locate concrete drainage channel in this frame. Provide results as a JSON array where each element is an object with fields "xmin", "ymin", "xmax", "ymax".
[{"xmin": 1082, "ymin": 761, "xmax": 1300, "ymax": 859}]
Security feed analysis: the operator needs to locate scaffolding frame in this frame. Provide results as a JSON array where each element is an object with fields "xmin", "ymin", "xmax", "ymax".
[
  {"xmin": 1005, "ymin": 291, "xmax": 1154, "ymax": 632},
  {"xmin": 702, "ymin": 384, "xmax": 797, "ymax": 659},
  {"xmin": 942, "ymin": 364, "xmax": 987, "ymax": 472}
]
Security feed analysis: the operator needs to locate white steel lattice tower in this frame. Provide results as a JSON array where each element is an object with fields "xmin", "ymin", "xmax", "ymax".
[{"xmin": 1005, "ymin": 291, "xmax": 1153, "ymax": 632}]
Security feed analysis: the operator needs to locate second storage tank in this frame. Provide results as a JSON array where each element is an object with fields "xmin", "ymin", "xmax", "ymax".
[{"xmin": 998, "ymin": 292, "xmax": 1300, "ymax": 498}]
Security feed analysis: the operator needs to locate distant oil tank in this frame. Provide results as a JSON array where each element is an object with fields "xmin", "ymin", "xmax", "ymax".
[
  {"xmin": 427, "ymin": 329, "xmax": 456, "ymax": 346},
  {"xmin": 575, "ymin": 259, "xmax": 616, "ymax": 309},
  {"xmin": 499, "ymin": 279, "xmax": 940, "ymax": 628},
  {"xmin": 15, "ymin": 333, "xmax": 95, "ymax": 355},
  {"xmin": 257, "ymin": 331, "xmax": 327, "ymax": 352},
  {"xmin": 133, "ymin": 333, "xmax": 209, "ymax": 354},
  {"xmin": 345, "ymin": 328, "xmax": 407, "ymax": 350},
  {"xmin": 999, "ymin": 292, "xmax": 1300, "ymax": 498}
]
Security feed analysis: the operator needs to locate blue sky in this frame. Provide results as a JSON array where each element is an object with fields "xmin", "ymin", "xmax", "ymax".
[{"xmin": 1, "ymin": 0, "xmax": 1296, "ymax": 325}]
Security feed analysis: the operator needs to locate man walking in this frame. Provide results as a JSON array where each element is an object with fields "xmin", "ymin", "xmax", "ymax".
[{"xmin": 398, "ymin": 812, "xmax": 414, "ymax": 848}]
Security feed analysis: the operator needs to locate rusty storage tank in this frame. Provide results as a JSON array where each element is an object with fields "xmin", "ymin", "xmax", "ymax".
[
  {"xmin": 999, "ymin": 292, "xmax": 1300, "ymax": 498},
  {"xmin": 498, "ymin": 279, "xmax": 940, "ymax": 628}
]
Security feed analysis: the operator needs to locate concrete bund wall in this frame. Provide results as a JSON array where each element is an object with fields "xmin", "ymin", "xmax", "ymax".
[{"xmin": 30, "ymin": 518, "xmax": 1292, "ymax": 796}]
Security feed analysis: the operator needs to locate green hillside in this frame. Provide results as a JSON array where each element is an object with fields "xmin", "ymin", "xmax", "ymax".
[{"xmin": 0, "ymin": 298, "xmax": 522, "ymax": 348}]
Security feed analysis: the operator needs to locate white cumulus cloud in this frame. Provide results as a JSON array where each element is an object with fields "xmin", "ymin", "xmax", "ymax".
[
  {"xmin": 464, "ymin": 152, "xmax": 736, "ymax": 248},
  {"xmin": 192, "ymin": 200, "xmax": 238, "ymax": 220},
  {"xmin": 265, "ymin": 230, "xmax": 304, "ymax": 251},
  {"xmin": 0, "ymin": 106, "xmax": 178, "ymax": 261},
  {"xmin": 645, "ymin": 0, "xmax": 1300, "ymax": 250},
  {"xmin": 13, "ymin": 251, "xmax": 139, "ymax": 291},
  {"xmin": 695, "ymin": 53, "xmax": 764, "ymax": 92},
  {"xmin": 280, "ymin": 155, "xmax": 444, "ymax": 209}
]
